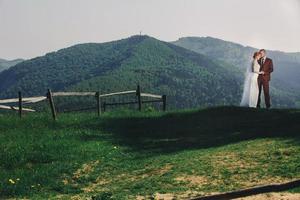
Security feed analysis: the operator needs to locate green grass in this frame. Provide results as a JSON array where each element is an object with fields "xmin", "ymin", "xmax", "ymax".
[{"xmin": 1, "ymin": 107, "xmax": 300, "ymax": 199}]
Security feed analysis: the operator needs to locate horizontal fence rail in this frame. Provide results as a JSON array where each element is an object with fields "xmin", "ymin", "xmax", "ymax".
[
  {"xmin": 0, "ymin": 96, "xmax": 46, "ymax": 104},
  {"xmin": 140, "ymin": 93, "xmax": 162, "ymax": 99},
  {"xmin": 0, "ymin": 105, "xmax": 35, "ymax": 112},
  {"xmin": 104, "ymin": 99, "xmax": 163, "ymax": 106},
  {"xmin": 52, "ymin": 90, "xmax": 137, "ymax": 98},
  {"xmin": 99, "ymin": 90, "xmax": 136, "ymax": 98},
  {"xmin": 52, "ymin": 92, "xmax": 96, "ymax": 97},
  {"xmin": 0, "ymin": 85, "xmax": 167, "ymax": 120}
]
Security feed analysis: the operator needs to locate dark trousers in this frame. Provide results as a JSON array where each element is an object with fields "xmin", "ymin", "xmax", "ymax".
[{"xmin": 257, "ymin": 78, "xmax": 271, "ymax": 108}]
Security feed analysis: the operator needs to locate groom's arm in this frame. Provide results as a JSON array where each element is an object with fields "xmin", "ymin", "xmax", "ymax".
[
  {"xmin": 264, "ymin": 59, "xmax": 273, "ymax": 75},
  {"xmin": 269, "ymin": 59, "xmax": 274, "ymax": 73}
]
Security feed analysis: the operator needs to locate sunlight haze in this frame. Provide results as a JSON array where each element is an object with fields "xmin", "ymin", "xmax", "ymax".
[{"xmin": 0, "ymin": 0, "xmax": 299, "ymax": 59}]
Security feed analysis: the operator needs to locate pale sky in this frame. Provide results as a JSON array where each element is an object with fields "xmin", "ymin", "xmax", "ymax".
[{"xmin": 0, "ymin": 0, "xmax": 300, "ymax": 60}]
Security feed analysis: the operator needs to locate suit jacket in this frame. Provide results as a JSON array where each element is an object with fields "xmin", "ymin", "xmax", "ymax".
[{"xmin": 258, "ymin": 57, "xmax": 273, "ymax": 81}]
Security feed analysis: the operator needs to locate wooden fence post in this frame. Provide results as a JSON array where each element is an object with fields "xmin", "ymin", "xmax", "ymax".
[
  {"xmin": 162, "ymin": 95, "xmax": 167, "ymax": 111},
  {"xmin": 47, "ymin": 89, "xmax": 57, "ymax": 120},
  {"xmin": 96, "ymin": 91, "xmax": 101, "ymax": 116},
  {"xmin": 136, "ymin": 85, "xmax": 142, "ymax": 111},
  {"xmin": 18, "ymin": 91, "xmax": 22, "ymax": 118}
]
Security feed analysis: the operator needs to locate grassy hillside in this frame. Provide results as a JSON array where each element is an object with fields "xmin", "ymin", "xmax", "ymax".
[
  {"xmin": 173, "ymin": 37, "xmax": 300, "ymax": 107},
  {"xmin": 0, "ymin": 35, "xmax": 241, "ymax": 109},
  {"xmin": 1, "ymin": 107, "xmax": 300, "ymax": 199}
]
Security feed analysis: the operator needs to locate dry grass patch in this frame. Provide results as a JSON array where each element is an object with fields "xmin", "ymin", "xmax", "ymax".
[
  {"xmin": 150, "ymin": 164, "xmax": 173, "ymax": 176},
  {"xmin": 60, "ymin": 160, "xmax": 104, "ymax": 193},
  {"xmin": 231, "ymin": 173, "xmax": 294, "ymax": 188},
  {"xmin": 136, "ymin": 191, "xmax": 203, "ymax": 200},
  {"xmin": 53, "ymin": 194, "xmax": 90, "ymax": 200},
  {"xmin": 175, "ymin": 175, "xmax": 209, "ymax": 186},
  {"xmin": 73, "ymin": 160, "xmax": 100, "ymax": 180},
  {"xmin": 81, "ymin": 176, "xmax": 111, "ymax": 193},
  {"xmin": 211, "ymin": 152, "xmax": 258, "ymax": 171},
  {"xmin": 81, "ymin": 163, "xmax": 173, "ymax": 193},
  {"xmin": 126, "ymin": 164, "xmax": 174, "ymax": 181}
]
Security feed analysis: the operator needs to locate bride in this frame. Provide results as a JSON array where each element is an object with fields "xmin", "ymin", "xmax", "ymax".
[{"xmin": 240, "ymin": 52, "xmax": 265, "ymax": 108}]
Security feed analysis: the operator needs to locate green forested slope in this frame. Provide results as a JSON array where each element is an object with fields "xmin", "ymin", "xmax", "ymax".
[
  {"xmin": 0, "ymin": 36, "xmax": 241, "ymax": 109},
  {"xmin": 0, "ymin": 58, "xmax": 24, "ymax": 72},
  {"xmin": 1, "ymin": 35, "xmax": 298, "ymax": 109}
]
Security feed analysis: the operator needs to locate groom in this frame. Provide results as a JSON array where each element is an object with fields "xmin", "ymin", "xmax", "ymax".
[{"xmin": 257, "ymin": 49, "xmax": 274, "ymax": 109}]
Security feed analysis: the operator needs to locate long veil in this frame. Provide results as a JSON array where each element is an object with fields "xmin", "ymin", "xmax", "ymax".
[{"xmin": 240, "ymin": 61, "xmax": 253, "ymax": 106}]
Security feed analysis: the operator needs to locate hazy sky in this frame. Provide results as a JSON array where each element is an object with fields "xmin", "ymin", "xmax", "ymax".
[{"xmin": 0, "ymin": 0, "xmax": 300, "ymax": 60}]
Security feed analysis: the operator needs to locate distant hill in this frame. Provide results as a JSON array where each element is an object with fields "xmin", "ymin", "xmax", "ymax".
[
  {"xmin": 0, "ymin": 58, "xmax": 24, "ymax": 72},
  {"xmin": 0, "ymin": 35, "xmax": 241, "ymax": 109},
  {"xmin": 173, "ymin": 37, "xmax": 300, "ymax": 107}
]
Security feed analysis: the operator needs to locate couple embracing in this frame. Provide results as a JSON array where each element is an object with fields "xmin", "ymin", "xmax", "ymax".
[{"xmin": 241, "ymin": 49, "xmax": 274, "ymax": 108}]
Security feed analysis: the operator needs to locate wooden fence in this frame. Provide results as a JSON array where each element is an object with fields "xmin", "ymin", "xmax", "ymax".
[{"xmin": 0, "ymin": 85, "xmax": 167, "ymax": 120}]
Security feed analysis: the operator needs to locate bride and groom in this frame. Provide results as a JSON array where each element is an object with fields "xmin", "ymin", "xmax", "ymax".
[{"xmin": 240, "ymin": 49, "xmax": 274, "ymax": 108}]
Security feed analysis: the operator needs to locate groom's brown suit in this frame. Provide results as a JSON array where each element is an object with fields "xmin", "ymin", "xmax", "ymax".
[{"xmin": 257, "ymin": 57, "xmax": 274, "ymax": 108}]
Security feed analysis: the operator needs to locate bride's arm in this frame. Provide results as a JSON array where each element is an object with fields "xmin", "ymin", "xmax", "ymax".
[{"xmin": 252, "ymin": 60, "xmax": 264, "ymax": 74}]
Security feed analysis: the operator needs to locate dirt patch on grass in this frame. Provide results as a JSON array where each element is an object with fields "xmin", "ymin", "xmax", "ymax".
[
  {"xmin": 232, "ymin": 173, "xmax": 293, "ymax": 188},
  {"xmin": 73, "ymin": 160, "xmax": 100, "ymax": 180},
  {"xmin": 122, "ymin": 163, "xmax": 174, "ymax": 181},
  {"xmin": 80, "ymin": 163, "xmax": 173, "ymax": 193},
  {"xmin": 153, "ymin": 193, "xmax": 175, "ymax": 200},
  {"xmin": 81, "ymin": 176, "xmax": 111, "ymax": 193},
  {"xmin": 211, "ymin": 152, "xmax": 258, "ymax": 170},
  {"xmin": 136, "ymin": 191, "xmax": 204, "ymax": 200},
  {"xmin": 236, "ymin": 192, "xmax": 300, "ymax": 200},
  {"xmin": 60, "ymin": 160, "xmax": 104, "ymax": 193},
  {"xmin": 175, "ymin": 175, "xmax": 209, "ymax": 186},
  {"xmin": 149, "ymin": 164, "xmax": 173, "ymax": 176},
  {"xmin": 208, "ymin": 150, "xmax": 295, "ymax": 188},
  {"xmin": 53, "ymin": 194, "xmax": 90, "ymax": 200}
]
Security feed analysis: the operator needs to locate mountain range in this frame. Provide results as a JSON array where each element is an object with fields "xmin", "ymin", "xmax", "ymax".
[
  {"xmin": 0, "ymin": 58, "xmax": 24, "ymax": 73},
  {"xmin": 0, "ymin": 35, "xmax": 299, "ymax": 109},
  {"xmin": 173, "ymin": 37, "xmax": 300, "ymax": 90}
]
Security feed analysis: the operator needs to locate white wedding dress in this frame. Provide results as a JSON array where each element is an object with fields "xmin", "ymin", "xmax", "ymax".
[{"xmin": 240, "ymin": 59, "xmax": 261, "ymax": 108}]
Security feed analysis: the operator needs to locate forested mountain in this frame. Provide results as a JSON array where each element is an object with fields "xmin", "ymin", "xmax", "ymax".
[
  {"xmin": 173, "ymin": 37, "xmax": 300, "ymax": 107},
  {"xmin": 0, "ymin": 35, "xmax": 299, "ymax": 109},
  {"xmin": 0, "ymin": 58, "xmax": 24, "ymax": 72},
  {"xmin": 0, "ymin": 35, "xmax": 240, "ymax": 109}
]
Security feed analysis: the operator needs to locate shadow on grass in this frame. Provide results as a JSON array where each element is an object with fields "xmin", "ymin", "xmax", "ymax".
[{"xmin": 83, "ymin": 106, "xmax": 300, "ymax": 155}]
